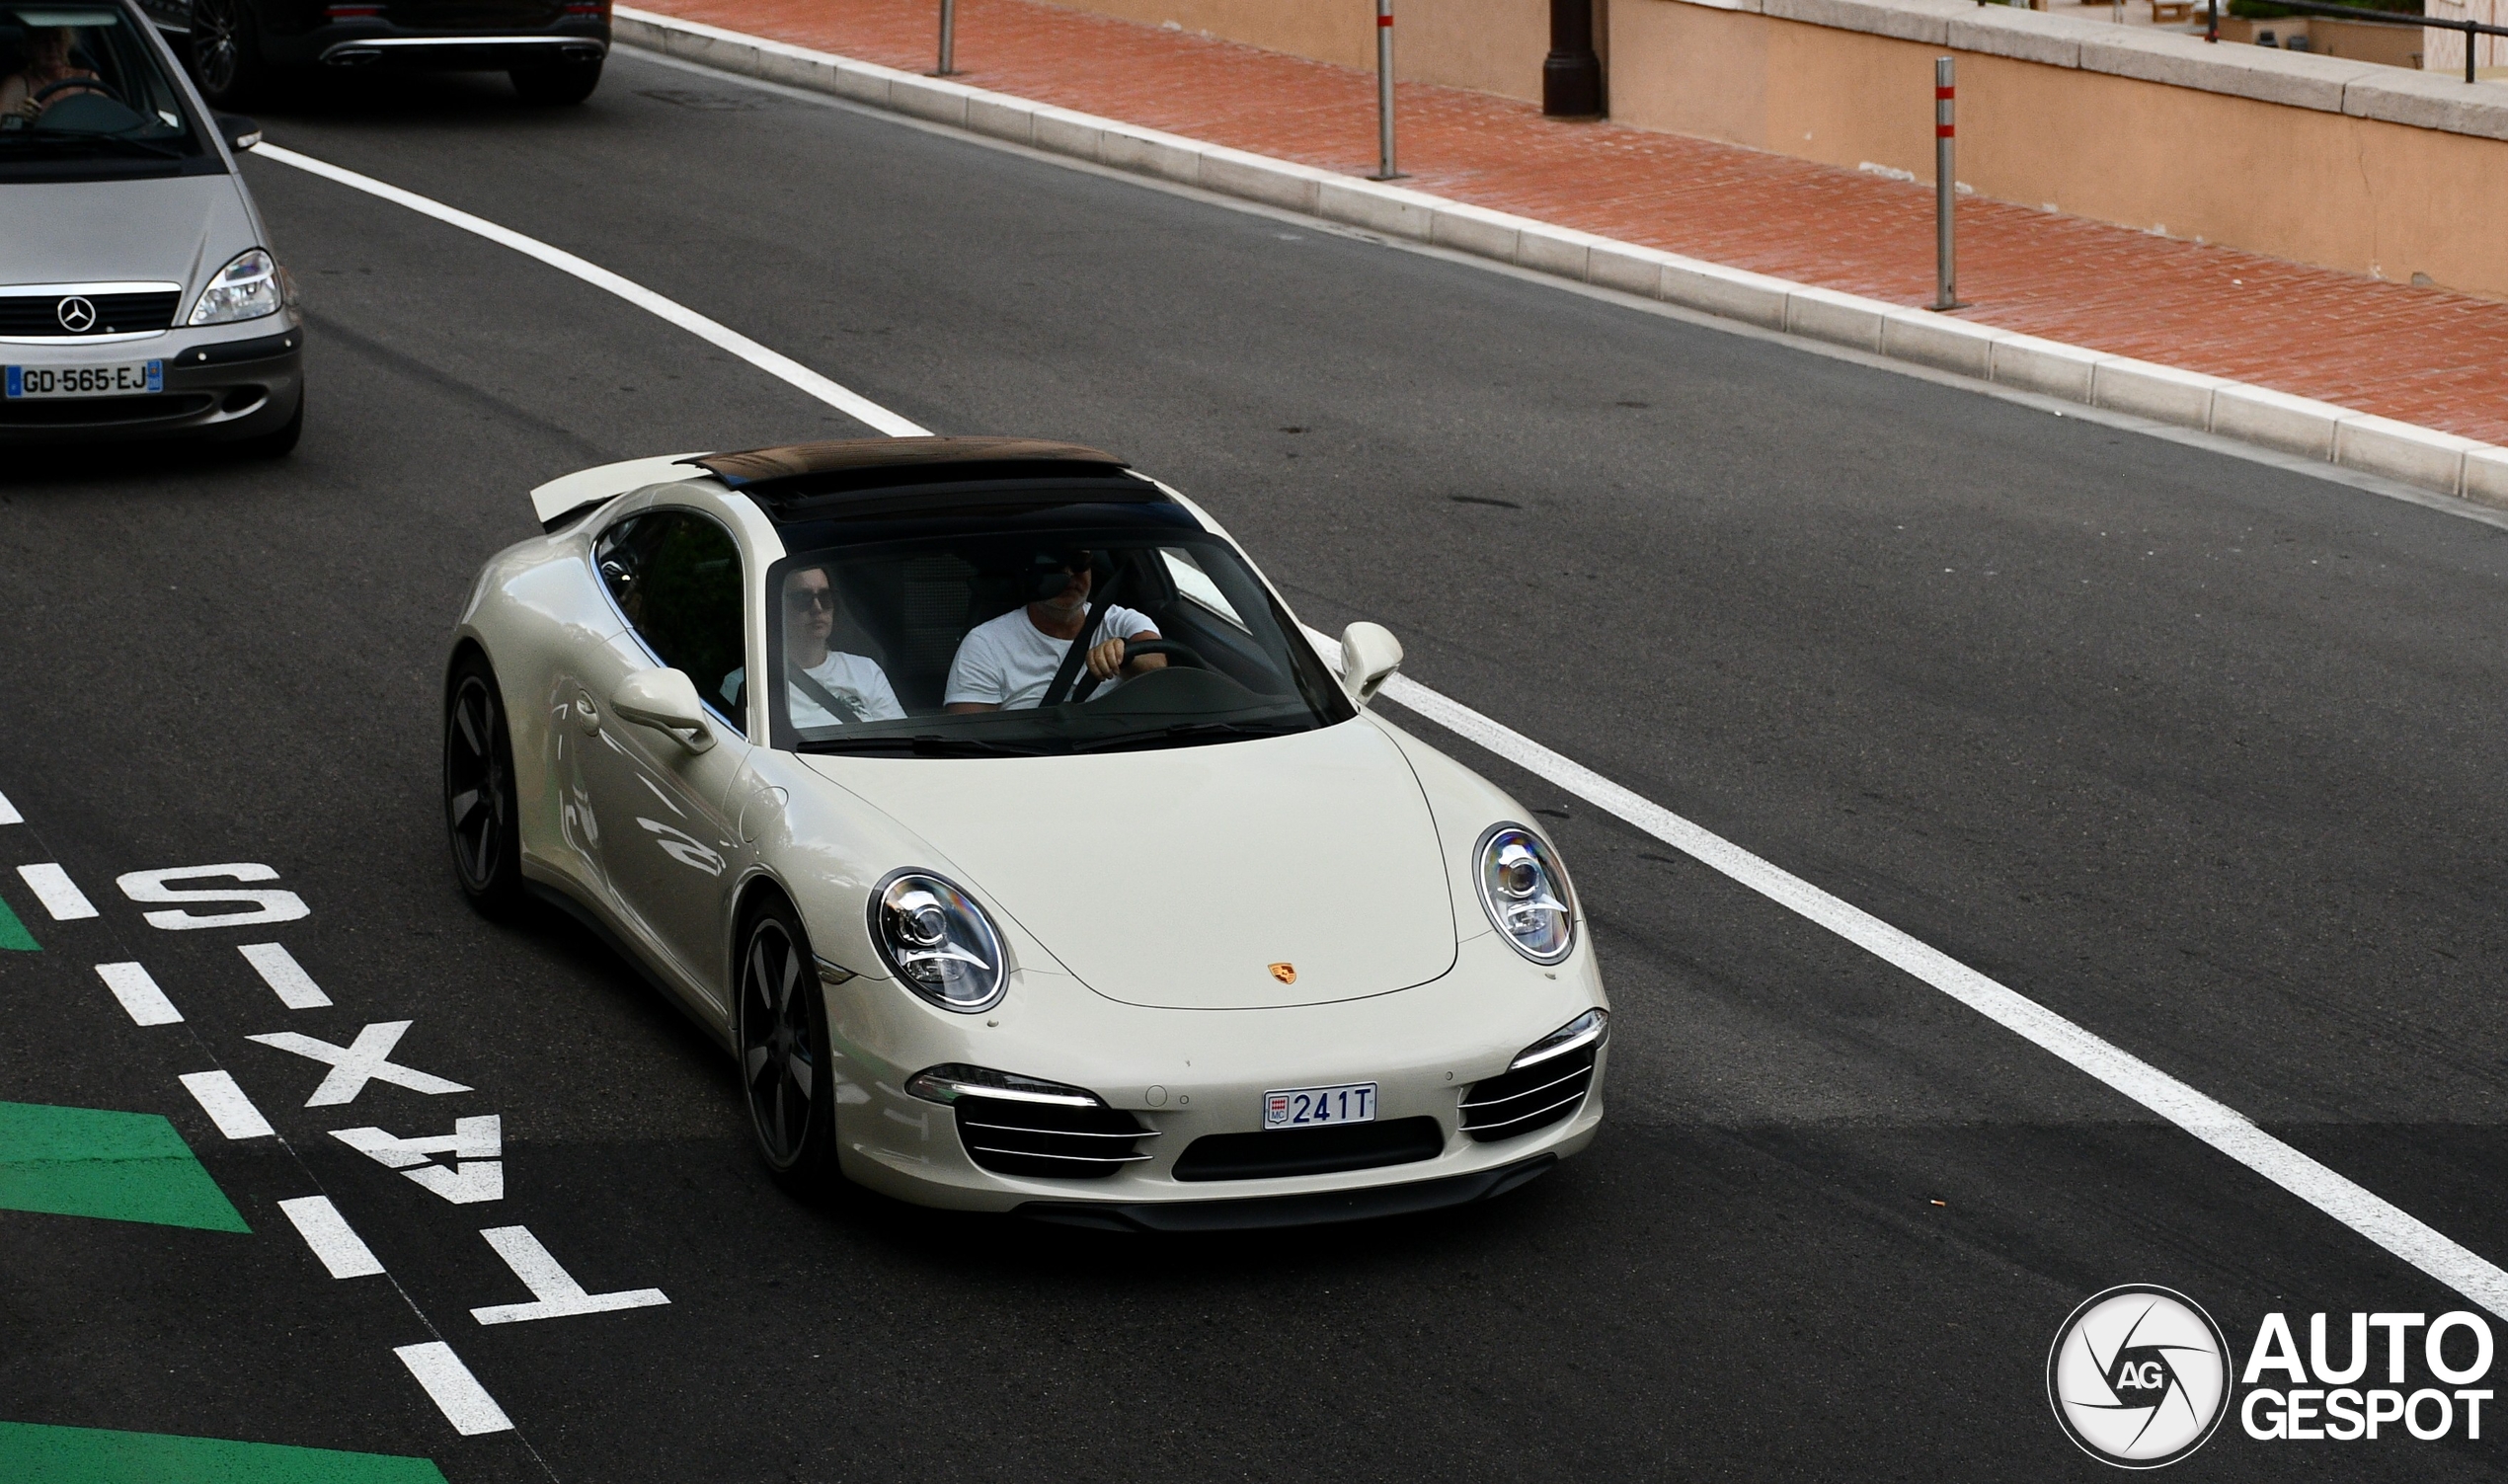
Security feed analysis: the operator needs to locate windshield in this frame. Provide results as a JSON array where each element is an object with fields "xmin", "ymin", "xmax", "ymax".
[
  {"xmin": 0, "ymin": 4, "xmax": 210, "ymax": 180},
  {"xmin": 760, "ymin": 524, "xmax": 1355, "ymax": 755}
]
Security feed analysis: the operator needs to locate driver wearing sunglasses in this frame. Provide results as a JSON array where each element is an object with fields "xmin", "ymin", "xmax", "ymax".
[
  {"xmin": 729, "ymin": 566, "xmax": 904, "ymax": 727},
  {"xmin": 944, "ymin": 549, "xmax": 1165, "ymax": 713}
]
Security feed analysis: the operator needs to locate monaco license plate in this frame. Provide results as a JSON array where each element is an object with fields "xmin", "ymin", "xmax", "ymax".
[
  {"xmin": 1263, "ymin": 1081, "xmax": 1376, "ymax": 1130},
  {"xmin": 5, "ymin": 361, "xmax": 163, "ymax": 399}
]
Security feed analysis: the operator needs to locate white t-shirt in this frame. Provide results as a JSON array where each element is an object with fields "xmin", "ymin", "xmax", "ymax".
[
  {"xmin": 944, "ymin": 603, "xmax": 1158, "ymax": 710},
  {"xmin": 724, "ymin": 653, "xmax": 905, "ymax": 729}
]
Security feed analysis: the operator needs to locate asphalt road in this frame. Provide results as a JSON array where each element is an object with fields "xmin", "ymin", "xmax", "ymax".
[{"xmin": 4, "ymin": 47, "xmax": 2507, "ymax": 1482}]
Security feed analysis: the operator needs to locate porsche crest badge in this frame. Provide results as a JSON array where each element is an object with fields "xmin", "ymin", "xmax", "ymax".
[{"xmin": 1268, "ymin": 962, "xmax": 1297, "ymax": 984}]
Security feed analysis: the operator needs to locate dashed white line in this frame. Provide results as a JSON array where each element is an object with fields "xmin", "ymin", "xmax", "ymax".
[
  {"xmin": 276, "ymin": 1195, "xmax": 387, "ymax": 1279},
  {"xmin": 252, "ymin": 142, "xmax": 929, "ymax": 438},
  {"xmin": 240, "ymin": 942, "xmax": 333, "ymax": 1009},
  {"xmin": 256, "ymin": 146, "xmax": 2508, "ymax": 1321},
  {"xmin": 93, "ymin": 962, "xmax": 182, "ymax": 1027},
  {"xmin": 0, "ymin": 789, "xmax": 20, "ymax": 825},
  {"xmin": 179, "ymin": 1070, "xmax": 276, "ymax": 1139},
  {"xmin": 16, "ymin": 862, "xmax": 97, "ymax": 920},
  {"xmin": 470, "ymin": 1225, "xmax": 668, "ymax": 1325},
  {"xmin": 393, "ymin": 1342, "xmax": 515, "ymax": 1436}
]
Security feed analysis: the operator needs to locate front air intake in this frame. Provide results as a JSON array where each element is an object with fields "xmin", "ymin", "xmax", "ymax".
[
  {"xmin": 1172, "ymin": 1117, "xmax": 1445, "ymax": 1181},
  {"xmin": 1458, "ymin": 1040, "xmax": 1599, "ymax": 1142},
  {"xmin": 950, "ymin": 1095, "xmax": 1154, "ymax": 1180}
]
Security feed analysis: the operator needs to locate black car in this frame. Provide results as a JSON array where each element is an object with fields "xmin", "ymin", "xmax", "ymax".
[{"xmin": 139, "ymin": 0, "xmax": 609, "ymax": 107}]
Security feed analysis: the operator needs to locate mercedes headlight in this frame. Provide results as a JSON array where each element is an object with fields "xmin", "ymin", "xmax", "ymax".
[
  {"xmin": 1474, "ymin": 823, "xmax": 1575, "ymax": 964},
  {"xmin": 188, "ymin": 248, "xmax": 282, "ymax": 326},
  {"xmin": 869, "ymin": 870, "xmax": 1006, "ymax": 1012}
]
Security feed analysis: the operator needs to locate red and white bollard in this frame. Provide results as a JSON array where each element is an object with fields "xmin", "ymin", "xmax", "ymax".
[
  {"xmin": 1931, "ymin": 56, "xmax": 1966, "ymax": 311},
  {"xmin": 1372, "ymin": 0, "xmax": 1401, "ymax": 181}
]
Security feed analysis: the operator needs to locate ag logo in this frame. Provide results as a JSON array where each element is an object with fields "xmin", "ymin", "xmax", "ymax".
[
  {"xmin": 2047, "ymin": 1285, "xmax": 2232, "ymax": 1468},
  {"xmin": 55, "ymin": 296, "xmax": 97, "ymax": 333}
]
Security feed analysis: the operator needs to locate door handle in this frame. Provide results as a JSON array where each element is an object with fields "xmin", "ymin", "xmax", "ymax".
[{"xmin": 574, "ymin": 690, "xmax": 600, "ymax": 735}]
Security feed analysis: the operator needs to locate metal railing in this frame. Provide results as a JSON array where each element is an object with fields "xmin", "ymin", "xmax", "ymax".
[{"xmin": 2203, "ymin": 0, "xmax": 2508, "ymax": 83}]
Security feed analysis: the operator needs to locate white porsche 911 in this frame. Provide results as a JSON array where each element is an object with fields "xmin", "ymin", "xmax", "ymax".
[{"xmin": 445, "ymin": 437, "xmax": 1607, "ymax": 1229}]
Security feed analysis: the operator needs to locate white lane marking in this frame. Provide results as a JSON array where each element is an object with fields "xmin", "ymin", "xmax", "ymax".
[
  {"xmin": 271, "ymin": 151, "xmax": 2507, "ymax": 1319},
  {"xmin": 179, "ymin": 1070, "xmax": 276, "ymax": 1139},
  {"xmin": 16, "ymin": 862, "xmax": 97, "ymax": 920},
  {"xmin": 0, "ymin": 788, "xmax": 20, "ymax": 825},
  {"xmin": 470, "ymin": 1225, "xmax": 668, "ymax": 1324},
  {"xmin": 1370, "ymin": 668, "xmax": 2508, "ymax": 1320},
  {"xmin": 393, "ymin": 1342, "xmax": 515, "ymax": 1436},
  {"xmin": 334, "ymin": 1117, "xmax": 505, "ymax": 1204},
  {"xmin": 93, "ymin": 962, "xmax": 183, "ymax": 1027},
  {"xmin": 240, "ymin": 941, "xmax": 333, "ymax": 1009},
  {"xmin": 276, "ymin": 1194, "xmax": 387, "ymax": 1279},
  {"xmin": 252, "ymin": 142, "xmax": 931, "ymax": 436},
  {"xmin": 117, "ymin": 863, "xmax": 309, "ymax": 931},
  {"xmin": 248, "ymin": 1021, "xmax": 474, "ymax": 1106}
]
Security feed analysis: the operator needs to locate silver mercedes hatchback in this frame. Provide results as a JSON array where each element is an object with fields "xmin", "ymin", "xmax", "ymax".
[{"xmin": 2, "ymin": 0, "xmax": 302, "ymax": 452}]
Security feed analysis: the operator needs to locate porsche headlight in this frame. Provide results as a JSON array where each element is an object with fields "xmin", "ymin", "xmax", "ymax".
[
  {"xmin": 1475, "ymin": 823, "xmax": 1575, "ymax": 964},
  {"xmin": 188, "ymin": 248, "xmax": 282, "ymax": 326},
  {"xmin": 870, "ymin": 870, "xmax": 1006, "ymax": 1012}
]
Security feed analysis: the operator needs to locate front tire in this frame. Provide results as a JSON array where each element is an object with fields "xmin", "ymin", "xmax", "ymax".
[
  {"xmin": 737, "ymin": 898, "xmax": 841, "ymax": 1192},
  {"xmin": 510, "ymin": 59, "xmax": 600, "ymax": 105},
  {"xmin": 443, "ymin": 656, "xmax": 525, "ymax": 916},
  {"xmin": 190, "ymin": 0, "xmax": 274, "ymax": 109}
]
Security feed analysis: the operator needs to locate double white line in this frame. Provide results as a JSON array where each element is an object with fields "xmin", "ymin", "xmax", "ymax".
[{"xmin": 253, "ymin": 141, "xmax": 2508, "ymax": 1321}]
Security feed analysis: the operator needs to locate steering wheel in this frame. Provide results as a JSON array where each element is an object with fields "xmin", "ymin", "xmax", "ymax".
[
  {"xmin": 1071, "ymin": 637, "xmax": 1209, "ymax": 703},
  {"xmin": 33, "ymin": 76, "xmax": 122, "ymax": 108},
  {"xmin": 1119, "ymin": 638, "xmax": 1207, "ymax": 670}
]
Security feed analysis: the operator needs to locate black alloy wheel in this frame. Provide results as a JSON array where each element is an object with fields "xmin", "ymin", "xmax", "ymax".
[
  {"xmin": 443, "ymin": 658, "xmax": 524, "ymax": 914},
  {"xmin": 189, "ymin": 0, "xmax": 271, "ymax": 108},
  {"xmin": 738, "ymin": 900, "xmax": 840, "ymax": 1188},
  {"xmin": 509, "ymin": 59, "xmax": 601, "ymax": 105}
]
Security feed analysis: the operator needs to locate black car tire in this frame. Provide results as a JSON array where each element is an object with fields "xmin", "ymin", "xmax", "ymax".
[
  {"xmin": 190, "ymin": 0, "xmax": 275, "ymax": 108},
  {"xmin": 443, "ymin": 653, "xmax": 527, "ymax": 917},
  {"xmin": 510, "ymin": 59, "xmax": 600, "ymax": 105},
  {"xmin": 736, "ymin": 896, "xmax": 845, "ymax": 1196}
]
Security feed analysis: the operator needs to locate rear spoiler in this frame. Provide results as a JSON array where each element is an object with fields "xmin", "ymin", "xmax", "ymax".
[{"xmin": 530, "ymin": 452, "xmax": 713, "ymax": 532}]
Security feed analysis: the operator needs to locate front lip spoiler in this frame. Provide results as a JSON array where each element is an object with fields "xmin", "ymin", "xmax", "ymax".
[{"xmin": 1013, "ymin": 1153, "xmax": 1556, "ymax": 1232}]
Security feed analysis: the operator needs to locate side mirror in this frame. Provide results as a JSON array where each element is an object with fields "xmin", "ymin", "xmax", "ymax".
[
  {"xmin": 1339, "ymin": 621, "xmax": 1403, "ymax": 707},
  {"xmin": 610, "ymin": 668, "xmax": 716, "ymax": 753},
  {"xmin": 216, "ymin": 114, "xmax": 262, "ymax": 152}
]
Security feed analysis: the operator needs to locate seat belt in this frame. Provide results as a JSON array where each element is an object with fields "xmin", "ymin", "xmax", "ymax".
[{"xmin": 784, "ymin": 664, "xmax": 864, "ymax": 725}]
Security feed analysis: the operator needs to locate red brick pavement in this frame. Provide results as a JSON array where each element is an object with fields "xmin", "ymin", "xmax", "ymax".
[{"xmin": 643, "ymin": 0, "xmax": 2508, "ymax": 444}]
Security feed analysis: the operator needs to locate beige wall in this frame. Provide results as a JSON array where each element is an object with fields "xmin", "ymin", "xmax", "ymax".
[
  {"xmin": 1609, "ymin": 0, "xmax": 2508, "ymax": 296},
  {"xmin": 1044, "ymin": 0, "xmax": 1549, "ymax": 101},
  {"xmin": 1044, "ymin": 0, "xmax": 2506, "ymax": 297}
]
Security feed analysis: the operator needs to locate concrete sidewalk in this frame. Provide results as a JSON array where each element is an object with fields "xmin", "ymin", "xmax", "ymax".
[{"xmin": 634, "ymin": 0, "xmax": 2508, "ymax": 450}]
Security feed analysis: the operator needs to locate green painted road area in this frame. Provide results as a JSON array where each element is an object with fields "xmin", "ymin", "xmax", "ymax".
[
  {"xmin": 0, "ymin": 1421, "xmax": 448, "ymax": 1483},
  {"xmin": 0, "ymin": 891, "xmax": 36, "ymax": 951},
  {"xmin": 0, "ymin": 1101, "xmax": 247, "ymax": 1232}
]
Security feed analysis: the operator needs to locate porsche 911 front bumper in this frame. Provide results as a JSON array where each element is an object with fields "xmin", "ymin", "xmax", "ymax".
[{"xmin": 823, "ymin": 928, "xmax": 1610, "ymax": 1222}]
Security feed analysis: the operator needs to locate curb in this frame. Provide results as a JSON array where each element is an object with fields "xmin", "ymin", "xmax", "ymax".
[{"xmin": 614, "ymin": 6, "xmax": 2508, "ymax": 508}]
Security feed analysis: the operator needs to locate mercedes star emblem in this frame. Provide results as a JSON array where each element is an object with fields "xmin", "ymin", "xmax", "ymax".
[{"xmin": 55, "ymin": 296, "xmax": 97, "ymax": 334}]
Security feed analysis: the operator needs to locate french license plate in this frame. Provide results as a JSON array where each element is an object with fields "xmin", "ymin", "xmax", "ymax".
[
  {"xmin": 1263, "ymin": 1082, "xmax": 1376, "ymax": 1129},
  {"xmin": 5, "ymin": 361, "xmax": 163, "ymax": 399}
]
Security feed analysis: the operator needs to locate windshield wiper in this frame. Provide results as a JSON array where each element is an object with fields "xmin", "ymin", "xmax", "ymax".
[
  {"xmin": 797, "ymin": 733, "xmax": 1055, "ymax": 758},
  {"xmin": 1072, "ymin": 719, "xmax": 1311, "ymax": 753}
]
